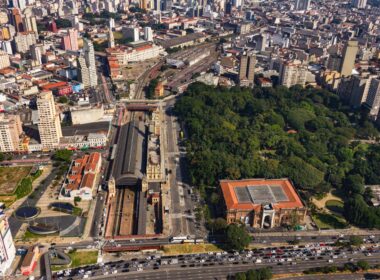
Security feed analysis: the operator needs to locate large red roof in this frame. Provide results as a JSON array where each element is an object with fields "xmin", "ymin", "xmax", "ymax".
[{"xmin": 221, "ymin": 178, "xmax": 304, "ymax": 211}]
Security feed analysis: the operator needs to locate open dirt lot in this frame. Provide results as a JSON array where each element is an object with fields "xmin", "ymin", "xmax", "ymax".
[{"xmin": 0, "ymin": 166, "xmax": 32, "ymax": 194}]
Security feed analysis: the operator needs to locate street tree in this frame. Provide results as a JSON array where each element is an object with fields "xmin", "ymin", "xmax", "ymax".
[{"xmin": 225, "ymin": 224, "xmax": 251, "ymax": 251}]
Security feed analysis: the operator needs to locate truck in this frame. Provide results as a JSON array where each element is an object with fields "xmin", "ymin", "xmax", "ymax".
[{"xmin": 170, "ymin": 258, "xmax": 179, "ymax": 265}]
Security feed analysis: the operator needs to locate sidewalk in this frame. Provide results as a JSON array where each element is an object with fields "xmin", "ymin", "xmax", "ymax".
[{"xmin": 252, "ymin": 228, "xmax": 380, "ymax": 237}]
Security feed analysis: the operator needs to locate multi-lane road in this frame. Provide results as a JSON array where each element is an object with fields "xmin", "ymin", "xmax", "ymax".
[{"xmin": 56, "ymin": 246, "xmax": 380, "ymax": 280}]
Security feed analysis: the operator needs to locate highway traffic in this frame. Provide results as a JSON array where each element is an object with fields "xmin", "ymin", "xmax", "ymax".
[{"xmin": 56, "ymin": 241, "xmax": 380, "ymax": 279}]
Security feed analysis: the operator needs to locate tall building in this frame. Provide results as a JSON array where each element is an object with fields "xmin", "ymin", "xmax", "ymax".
[
  {"xmin": 144, "ymin": 26, "xmax": 153, "ymax": 42},
  {"xmin": 0, "ymin": 214, "xmax": 16, "ymax": 276},
  {"xmin": 11, "ymin": 8, "xmax": 24, "ymax": 32},
  {"xmin": 0, "ymin": 51, "xmax": 10, "ymax": 69},
  {"xmin": 68, "ymin": 28, "xmax": 78, "ymax": 51},
  {"xmin": 154, "ymin": 0, "xmax": 161, "ymax": 11},
  {"xmin": 239, "ymin": 53, "xmax": 256, "ymax": 87},
  {"xmin": 122, "ymin": 27, "xmax": 139, "ymax": 42},
  {"xmin": 109, "ymin": 18, "xmax": 115, "ymax": 30},
  {"xmin": 23, "ymin": 15, "xmax": 38, "ymax": 36},
  {"xmin": 1, "ymin": 41, "xmax": 13, "ymax": 55},
  {"xmin": 108, "ymin": 29, "xmax": 115, "ymax": 48},
  {"xmin": 327, "ymin": 54, "xmax": 342, "ymax": 72},
  {"xmin": 140, "ymin": 0, "xmax": 148, "ymax": 9},
  {"xmin": 37, "ymin": 91, "xmax": 62, "ymax": 150},
  {"xmin": 48, "ymin": 20, "xmax": 58, "ymax": 33},
  {"xmin": 0, "ymin": 114, "xmax": 22, "ymax": 152},
  {"xmin": 31, "ymin": 44, "xmax": 42, "ymax": 65},
  {"xmin": 295, "ymin": 0, "xmax": 311, "ymax": 10},
  {"xmin": 364, "ymin": 78, "xmax": 380, "ymax": 119},
  {"xmin": 14, "ymin": 31, "xmax": 36, "ymax": 53},
  {"xmin": 340, "ymin": 40, "xmax": 358, "ymax": 77},
  {"xmin": 78, "ymin": 39, "xmax": 98, "ymax": 88},
  {"xmin": 162, "ymin": 0, "xmax": 172, "ymax": 10},
  {"xmin": 256, "ymin": 34, "xmax": 267, "ymax": 52},
  {"xmin": 352, "ymin": 0, "xmax": 367, "ymax": 8},
  {"xmin": 279, "ymin": 60, "xmax": 307, "ymax": 87},
  {"xmin": 61, "ymin": 28, "xmax": 78, "ymax": 51}
]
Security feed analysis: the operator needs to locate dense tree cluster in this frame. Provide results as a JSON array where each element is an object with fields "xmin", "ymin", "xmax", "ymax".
[
  {"xmin": 53, "ymin": 150, "xmax": 73, "ymax": 163},
  {"xmin": 146, "ymin": 78, "xmax": 159, "ymax": 99},
  {"xmin": 175, "ymin": 83, "xmax": 380, "ymax": 228},
  {"xmin": 174, "ymin": 83, "xmax": 380, "ymax": 201},
  {"xmin": 225, "ymin": 224, "xmax": 252, "ymax": 251}
]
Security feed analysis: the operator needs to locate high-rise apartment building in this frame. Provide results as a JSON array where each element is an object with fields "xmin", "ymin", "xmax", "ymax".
[
  {"xmin": 37, "ymin": 91, "xmax": 62, "ymax": 150},
  {"xmin": 340, "ymin": 40, "xmax": 358, "ymax": 77},
  {"xmin": 0, "ymin": 51, "xmax": 10, "ymax": 69},
  {"xmin": 14, "ymin": 31, "xmax": 37, "ymax": 53},
  {"xmin": 144, "ymin": 27, "xmax": 153, "ymax": 42},
  {"xmin": 0, "ymin": 114, "xmax": 22, "ymax": 152},
  {"xmin": 61, "ymin": 28, "xmax": 78, "ymax": 51},
  {"xmin": 109, "ymin": 18, "xmax": 115, "ymax": 30},
  {"xmin": 30, "ymin": 44, "xmax": 43, "ymax": 65},
  {"xmin": 140, "ymin": 0, "xmax": 149, "ymax": 9},
  {"xmin": 0, "ymin": 214, "xmax": 16, "ymax": 276},
  {"xmin": 364, "ymin": 78, "xmax": 380, "ymax": 119},
  {"xmin": 279, "ymin": 60, "xmax": 307, "ymax": 88},
  {"xmin": 78, "ymin": 39, "xmax": 98, "ymax": 88},
  {"xmin": 162, "ymin": 0, "xmax": 172, "ymax": 10},
  {"xmin": 239, "ymin": 53, "xmax": 256, "ymax": 87},
  {"xmin": 327, "ymin": 54, "xmax": 342, "ymax": 72},
  {"xmin": 352, "ymin": 0, "xmax": 367, "ymax": 8},
  {"xmin": 122, "ymin": 27, "xmax": 140, "ymax": 42},
  {"xmin": 11, "ymin": 8, "xmax": 24, "ymax": 32},
  {"xmin": 23, "ymin": 15, "xmax": 38, "ymax": 36},
  {"xmin": 108, "ymin": 29, "xmax": 115, "ymax": 48},
  {"xmin": 295, "ymin": 0, "xmax": 311, "ymax": 10},
  {"xmin": 68, "ymin": 28, "xmax": 78, "ymax": 51}
]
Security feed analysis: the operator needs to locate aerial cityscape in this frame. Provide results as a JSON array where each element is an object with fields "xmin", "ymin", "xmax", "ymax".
[{"xmin": 0, "ymin": 0, "xmax": 379, "ymax": 279}]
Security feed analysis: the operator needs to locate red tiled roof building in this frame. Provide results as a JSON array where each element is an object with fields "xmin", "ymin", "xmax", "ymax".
[{"xmin": 221, "ymin": 178, "xmax": 307, "ymax": 228}]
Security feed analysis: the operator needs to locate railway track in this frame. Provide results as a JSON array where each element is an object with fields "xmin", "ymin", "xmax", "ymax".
[{"xmin": 113, "ymin": 188, "xmax": 126, "ymax": 236}]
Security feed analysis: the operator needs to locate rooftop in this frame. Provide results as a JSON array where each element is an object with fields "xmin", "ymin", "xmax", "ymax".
[{"xmin": 221, "ymin": 178, "xmax": 304, "ymax": 211}]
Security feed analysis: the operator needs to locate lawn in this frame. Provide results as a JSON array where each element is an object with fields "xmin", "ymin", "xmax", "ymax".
[
  {"xmin": 22, "ymin": 229, "xmax": 58, "ymax": 241},
  {"xmin": 312, "ymin": 212, "xmax": 348, "ymax": 230},
  {"xmin": 0, "ymin": 166, "xmax": 32, "ymax": 194},
  {"xmin": 162, "ymin": 244, "xmax": 222, "ymax": 255},
  {"xmin": 325, "ymin": 200, "xmax": 344, "ymax": 216},
  {"xmin": 0, "ymin": 195, "xmax": 16, "ymax": 208},
  {"xmin": 52, "ymin": 250, "xmax": 98, "ymax": 270}
]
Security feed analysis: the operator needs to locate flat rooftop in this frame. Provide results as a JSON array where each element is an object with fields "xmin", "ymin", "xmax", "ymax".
[
  {"xmin": 221, "ymin": 179, "xmax": 304, "ymax": 211},
  {"xmin": 62, "ymin": 121, "xmax": 110, "ymax": 136}
]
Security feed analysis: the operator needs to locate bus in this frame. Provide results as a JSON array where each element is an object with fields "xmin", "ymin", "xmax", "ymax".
[{"xmin": 169, "ymin": 236, "xmax": 188, "ymax": 243}]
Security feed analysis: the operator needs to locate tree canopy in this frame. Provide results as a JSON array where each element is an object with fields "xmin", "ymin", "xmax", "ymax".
[
  {"xmin": 174, "ymin": 83, "xmax": 380, "ymax": 198},
  {"xmin": 53, "ymin": 150, "xmax": 73, "ymax": 163},
  {"xmin": 225, "ymin": 224, "xmax": 251, "ymax": 251}
]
